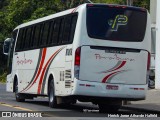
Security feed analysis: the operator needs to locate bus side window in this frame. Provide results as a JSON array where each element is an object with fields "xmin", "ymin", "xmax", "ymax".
[
  {"xmin": 58, "ymin": 18, "xmax": 65, "ymax": 44},
  {"xmin": 47, "ymin": 21, "xmax": 53, "ymax": 45},
  {"xmin": 16, "ymin": 29, "xmax": 23, "ymax": 52},
  {"xmin": 19, "ymin": 29, "xmax": 26, "ymax": 51},
  {"xmin": 51, "ymin": 19, "xmax": 60, "ymax": 45},
  {"xmin": 30, "ymin": 26, "xmax": 36, "ymax": 48},
  {"xmin": 23, "ymin": 28, "xmax": 28, "ymax": 50},
  {"xmin": 34, "ymin": 24, "xmax": 41, "ymax": 48},
  {"xmin": 41, "ymin": 22, "xmax": 50, "ymax": 47},
  {"xmin": 37, "ymin": 23, "xmax": 43, "ymax": 47},
  {"xmin": 69, "ymin": 14, "xmax": 78, "ymax": 43},
  {"xmin": 62, "ymin": 16, "xmax": 71, "ymax": 44},
  {"xmin": 24, "ymin": 27, "xmax": 32, "ymax": 49}
]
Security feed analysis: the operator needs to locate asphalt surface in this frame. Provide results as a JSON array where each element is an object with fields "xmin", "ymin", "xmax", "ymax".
[{"xmin": 0, "ymin": 83, "xmax": 159, "ymax": 120}]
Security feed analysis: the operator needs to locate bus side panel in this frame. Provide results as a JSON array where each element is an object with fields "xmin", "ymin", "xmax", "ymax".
[
  {"xmin": 28, "ymin": 46, "xmax": 66, "ymax": 95},
  {"xmin": 47, "ymin": 46, "xmax": 66, "ymax": 96},
  {"xmin": 14, "ymin": 49, "xmax": 41, "ymax": 93},
  {"xmin": 6, "ymin": 75, "xmax": 13, "ymax": 92},
  {"xmin": 36, "ymin": 45, "xmax": 73, "ymax": 96},
  {"xmin": 12, "ymin": 45, "xmax": 73, "ymax": 95}
]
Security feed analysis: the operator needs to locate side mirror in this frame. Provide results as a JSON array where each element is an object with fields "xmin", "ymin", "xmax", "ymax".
[{"xmin": 3, "ymin": 38, "xmax": 11, "ymax": 55}]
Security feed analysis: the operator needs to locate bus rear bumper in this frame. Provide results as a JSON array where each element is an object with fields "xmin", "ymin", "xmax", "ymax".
[{"xmin": 72, "ymin": 79, "xmax": 147, "ymax": 100}]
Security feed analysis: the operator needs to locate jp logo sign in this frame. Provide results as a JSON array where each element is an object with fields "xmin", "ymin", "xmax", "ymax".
[{"xmin": 108, "ymin": 15, "xmax": 128, "ymax": 31}]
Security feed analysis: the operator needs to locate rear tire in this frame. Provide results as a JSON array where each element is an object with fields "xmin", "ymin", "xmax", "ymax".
[
  {"xmin": 48, "ymin": 80, "xmax": 58, "ymax": 108},
  {"xmin": 15, "ymin": 80, "xmax": 25, "ymax": 102}
]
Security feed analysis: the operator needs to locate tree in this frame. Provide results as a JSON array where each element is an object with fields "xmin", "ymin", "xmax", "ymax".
[
  {"xmin": 0, "ymin": 0, "xmax": 150, "ymax": 42},
  {"xmin": 133, "ymin": 0, "xmax": 150, "ymax": 10},
  {"xmin": 0, "ymin": 1, "xmax": 62, "ymax": 40}
]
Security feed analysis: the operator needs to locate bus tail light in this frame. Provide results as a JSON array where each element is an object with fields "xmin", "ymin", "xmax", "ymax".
[
  {"xmin": 147, "ymin": 52, "xmax": 151, "ymax": 71},
  {"xmin": 74, "ymin": 47, "xmax": 81, "ymax": 79}
]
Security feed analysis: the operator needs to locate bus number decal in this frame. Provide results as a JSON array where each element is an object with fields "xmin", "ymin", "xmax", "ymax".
[{"xmin": 66, "ymin": 48, "xmax": 72, "ymax": 56}]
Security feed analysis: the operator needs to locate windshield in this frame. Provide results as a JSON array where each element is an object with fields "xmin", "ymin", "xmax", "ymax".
[{"xmin": 87, "ymin": 5, "xmax": 147, "ymax": 42}]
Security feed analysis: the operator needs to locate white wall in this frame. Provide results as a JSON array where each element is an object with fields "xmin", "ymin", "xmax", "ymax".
[{"xmin": 154, "ymin": 0, "xmax": 160, "ymax": 89}]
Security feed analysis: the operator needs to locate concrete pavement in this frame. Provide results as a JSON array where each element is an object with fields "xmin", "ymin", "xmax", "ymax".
[
  {"xmin": 0, "ymin": 82, "xmax": 160, "ymax": 115},
  {"xmin": 123, "ymin": 89, "xmax": 160, "ymax": 114}
]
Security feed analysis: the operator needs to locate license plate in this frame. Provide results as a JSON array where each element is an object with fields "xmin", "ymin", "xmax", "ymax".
[
  {"xmin": 105, "ymin": 49, "xmax": 126, "ymax": 54},
  {"xmin": 106, "ymin": 85, "xmax": 118, "ymax": 90}
]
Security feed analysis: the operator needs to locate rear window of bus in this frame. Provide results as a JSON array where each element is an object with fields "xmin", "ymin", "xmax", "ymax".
[{"xmin": 87, "ymin": 5, "xmax": 147, "ymax": 42}]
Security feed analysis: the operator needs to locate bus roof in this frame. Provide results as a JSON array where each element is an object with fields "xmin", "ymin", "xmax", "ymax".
[
  {"xmin": 14, "ymin": 7, "xmax": 76, "ymax": 30},
  {"xmin": 14, "ymin": 3, "xmax": 146, "ymax": 31}
]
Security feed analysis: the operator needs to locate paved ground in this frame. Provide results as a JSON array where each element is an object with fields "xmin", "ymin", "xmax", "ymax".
[
  {"xmin": 127, "ymin": 89, "xmax": 160, "ymax": 111},
  {"xmin": 0, "ymin": 83, "xmax": 160, "ymax": 120},
  {"xmin": 123, "ymin": 89, "xmax": 160, "ymax": 115}
]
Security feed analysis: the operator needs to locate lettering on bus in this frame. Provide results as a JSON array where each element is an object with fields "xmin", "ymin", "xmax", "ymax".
[
  {"xmin": 95, "ymin": 53, "xmax": 135, "ymax": 62},
  {"xmin": 16, "ymin": 56, "xmax": 33, "ymax": 65},
  {"xmin": 108, "ymin": 15, "xmax": 128, "ymax": 31}
]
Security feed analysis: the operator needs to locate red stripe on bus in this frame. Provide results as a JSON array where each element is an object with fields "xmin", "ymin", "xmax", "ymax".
[
  {"xmin": 102, "ymin": 71, "xmax": 119, "ymax": 83},
  {"xmin": 25, "ymin": 48, "xmax": 47, "ymax": 92},
  {"xmin": 71, "ymin": 6, "xmax": 79, "ymax": 13},
  {"xmin": 37, "ymin": 48, "xmax": 63, "ymax": 94},
  {"xmin": 108, "ymin": 61, "xmax": 126, "ymax": 72},
  {"xmin": 71, "ymin": 8, "xmax": 76, "ymax": 13},
  {"xmin": 102, "ymin": 70, "xmax": 127, "ymax": 83}
]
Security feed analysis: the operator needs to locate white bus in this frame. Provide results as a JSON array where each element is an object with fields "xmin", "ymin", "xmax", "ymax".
[{"xmin": 3, "ymin": 3, "xmax": 151, "ymax": 112}]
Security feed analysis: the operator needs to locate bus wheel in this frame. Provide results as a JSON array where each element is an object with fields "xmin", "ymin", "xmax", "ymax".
[
  {"xmin": 15, "ymin": 80, "xmax": 25, "ymax": 102},
  {"xmin": 98, "ymin": 104, "xmax": 121, "ymax": 113},
  {"xmin": 48, "ymin": 80, "xmax": 58, "ymax": 108}
]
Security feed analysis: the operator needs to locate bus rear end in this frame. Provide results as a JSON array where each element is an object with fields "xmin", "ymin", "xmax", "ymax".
[{"xmin": 73, "ymin": 4, "xmax": 151, "ymax": 101}]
